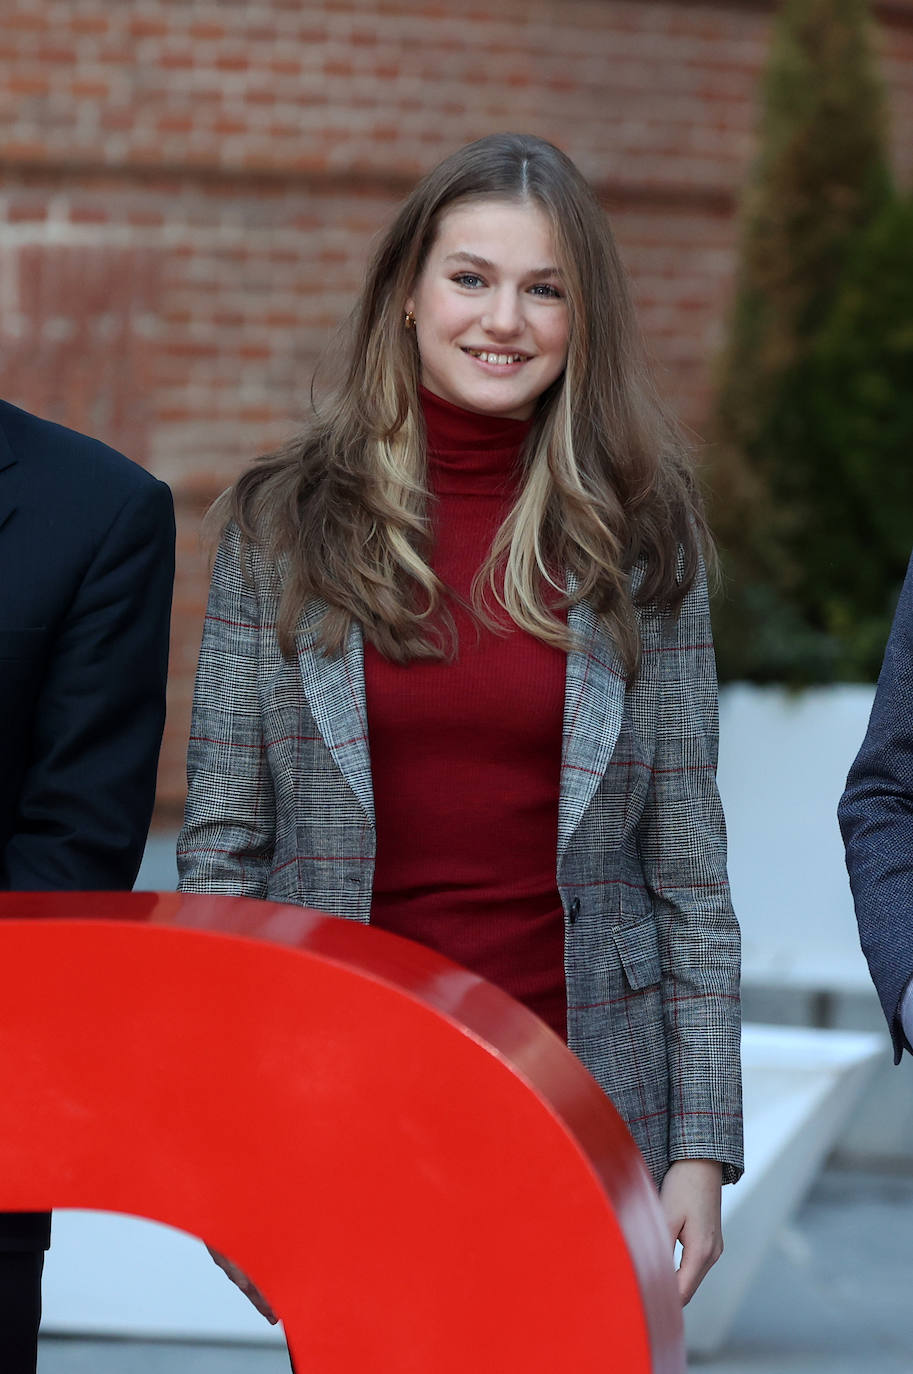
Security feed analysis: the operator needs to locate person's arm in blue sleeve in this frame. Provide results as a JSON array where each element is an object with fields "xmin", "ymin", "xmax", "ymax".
[{"xmin": 838, "ymin": 552, "xmax": 913, "ymax": 1063}]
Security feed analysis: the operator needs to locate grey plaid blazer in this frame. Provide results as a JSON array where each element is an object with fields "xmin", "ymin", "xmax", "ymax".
[{"xmin": 178, "ymin": 523, "xmax": 743, "ymax": 1187}]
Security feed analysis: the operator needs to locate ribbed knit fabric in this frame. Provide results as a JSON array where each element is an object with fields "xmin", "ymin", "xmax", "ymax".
[{"xmin": 365, "ymin": 387, "xmax": 567, "ymax": 1039}]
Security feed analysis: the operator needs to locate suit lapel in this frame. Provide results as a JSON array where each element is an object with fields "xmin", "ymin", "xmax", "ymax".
[
  {"xmin": 559, "ymin": 598, "xmax": 626, "ymax": 863},
  {"xmin": 295, "ymin": 605, "xmax": 375, "ymax": 824}
]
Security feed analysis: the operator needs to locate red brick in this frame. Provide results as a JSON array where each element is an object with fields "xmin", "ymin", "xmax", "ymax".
[
  {"xmin": 100, "ymin": 109, "xmax": 133, "ymax": 132},
  {"xmin": 70, "ymin": 81, "xmax": 110, "ymax": 100},
  {"xmin": 5, "ymin": 198, "xmax": 45, "ymax": 223},
  {"xmin": 36, "ymin": 44, "xmax": 78, "ymax": 63},
  {"xmin": 129, "ymin": 17, "xmax": 169, "ymax": 39},
  {"xmin": 239, "ymin": 406, "xmax": 278, "ymax": 422},
  {"xmin": 158, "ymin": 51, "xmax": 195, "ymax": 70},
  {"xmin": 68, "ymin": 205, "xmax": 110, "ymax": 224},
  {"xmin": 70, "ymin": 15, "xmax": 110, "ymax": 36},
  {"xmin": 4, "ymin": 11, "xmax": 48, "ymax": 31},
  {"xmin": 164, "ymin": 341, "xmax": 220, "ymax": 359},
  {"xmin": 244, "ymin": 25, "xmax": 282, "ymax": 42},
  {"xmin": 8, "ymin": 76, "xmax": 50, "ymax": 96},
  {"xmin": 158, "ymin": 115, "xmax": 195, "ymax": 134},
  {"xmin": 157, "ymin": 407, "xmax": 196, "ymax": 423},
  {"xmin": 127, "ymin": 208, "xmax": 166, "ymax": 227},
  {"xmin": 2, "ymin": 141, "xmax": 51, "ymax": 161},
  {"xmin": 97, "ymin": 44, "xmax": 137, "ymax": 65},
  {"xmin": 211, "ymin": 118, "xmax": 248, "ymax": 136}
]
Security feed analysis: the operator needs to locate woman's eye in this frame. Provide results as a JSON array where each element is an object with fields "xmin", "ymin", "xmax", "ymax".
[
  {"xmin": 529, "ymin": 283, "xmax": 562, "ymax": 299},
  {"xmin": 452, "ymin": 273, "xmax": 486, "ymax": 288}
]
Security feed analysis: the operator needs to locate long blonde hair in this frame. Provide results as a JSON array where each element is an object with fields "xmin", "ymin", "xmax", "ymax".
[{"xmin": 220, "ymin": 133, "xmax": 708, "ymax": 676}]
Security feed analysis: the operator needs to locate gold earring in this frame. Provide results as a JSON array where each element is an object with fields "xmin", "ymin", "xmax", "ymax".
[{"xmin": 404, "ymin": 310, "xmax": 416, "ymax": 329}]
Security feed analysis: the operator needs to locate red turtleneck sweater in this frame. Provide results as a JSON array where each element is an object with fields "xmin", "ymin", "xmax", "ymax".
[{"xmin": 364, "ymin": 387, "xmax": 567, "ymax": 1039}]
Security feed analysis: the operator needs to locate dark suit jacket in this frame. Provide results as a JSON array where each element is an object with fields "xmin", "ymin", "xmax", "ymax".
[
  {"xmin": 839, "ymin": 552, "xmax": 913, "ymax": 1063},
  {"xmin": 0, "ymin": 398, "xmax": 175, "ymax": 1246}
]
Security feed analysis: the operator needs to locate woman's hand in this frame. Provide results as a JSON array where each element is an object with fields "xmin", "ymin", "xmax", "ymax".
[
  {"xmin": 658, "ymin": 1158, "xmax": 723, "ymax": 1304},
  {"xmin": 206, "ymin": 1244, "xmax": 280, "ymax": 1324}
]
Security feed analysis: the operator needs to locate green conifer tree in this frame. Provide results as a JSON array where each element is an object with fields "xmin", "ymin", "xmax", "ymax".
[
  {"xmin": 709, "ymin": 0, "xmax": 894, "ymax": 682},
  {"xmin": 792, "ymin": 195, "xmax": 913, "ymax": 677}
]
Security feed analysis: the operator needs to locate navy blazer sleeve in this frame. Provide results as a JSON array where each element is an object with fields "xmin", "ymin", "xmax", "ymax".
[
  {"xmin": 3, "ymin": 468, "xmax": 175, "ymax": 892},
  {"xmin": 838, "ymin": 552, "xmax": 913, "ymax": 1062}
]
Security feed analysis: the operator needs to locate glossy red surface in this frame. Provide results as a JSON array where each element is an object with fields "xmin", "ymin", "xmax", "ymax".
[{"xmin": 0, "ymin": 891, "xmax": 684, "ymax": 1371}]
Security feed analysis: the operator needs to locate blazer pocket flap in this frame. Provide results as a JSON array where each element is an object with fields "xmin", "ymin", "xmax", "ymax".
[{"xmin": 612, "ymin": 919, "xmax": 662, "ymax": 990}]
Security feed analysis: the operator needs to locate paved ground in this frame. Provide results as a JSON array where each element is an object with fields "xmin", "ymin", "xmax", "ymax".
[
  {"xmin": 37, "ymin": 1165, "xmax": 913, "ymax": 1373},
  {"xmin": 701, "ymin": 1167, "xmax": 913, "ymax": 1374},
  {"xmin": 39, "ymin": 1343, "xmax": 289, "ymax": 1372}
]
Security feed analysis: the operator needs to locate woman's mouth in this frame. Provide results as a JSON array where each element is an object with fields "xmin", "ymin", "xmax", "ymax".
[{"xmin": 462, "ymin": 348, "xmax": 530, "ymax": 367}]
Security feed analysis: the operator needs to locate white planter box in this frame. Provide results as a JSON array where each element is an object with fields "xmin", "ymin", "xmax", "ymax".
[{"xmin": 718, "ymin": 683, "xmax": 876, "ymax": 994}]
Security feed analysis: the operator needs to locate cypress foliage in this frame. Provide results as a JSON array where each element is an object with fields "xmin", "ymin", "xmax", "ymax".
[
  {"xmin": 709, "ymin": 0, "xmax": 897, "ymax": 682},
  {"xmin": 794, "ymin": 196, "xmax": 913, "ymax": 678}
]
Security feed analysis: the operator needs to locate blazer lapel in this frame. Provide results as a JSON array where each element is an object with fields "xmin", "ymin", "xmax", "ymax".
[
  {"xmin": 295, "ymin": 604, "xmax": 375, "ymax": 824},
  {"xmin": 293, "ymin": 591, "xmax": 624, "ymax": 845},
  {"xmin": 559, "ymin": 598, "xmax": 627, "ymax": 863}
]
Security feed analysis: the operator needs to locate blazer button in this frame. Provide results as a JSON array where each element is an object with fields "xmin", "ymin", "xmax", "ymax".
[{"xmin": 568, "ymin": 897, "xmax": 580, "ymax": 925}]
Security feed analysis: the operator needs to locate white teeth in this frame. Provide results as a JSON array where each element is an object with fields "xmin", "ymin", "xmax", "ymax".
[{"xmin": 467, "ymin": 349, "xmax": 525, "ymax": 365}]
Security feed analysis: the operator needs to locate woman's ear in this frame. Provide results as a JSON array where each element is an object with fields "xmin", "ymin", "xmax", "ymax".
[{"xmin": 404, "ymin": 295, "xmax": 415, "ymax": 316}]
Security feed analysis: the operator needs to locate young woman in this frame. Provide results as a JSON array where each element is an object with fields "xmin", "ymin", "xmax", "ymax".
[{"xmin": 178, "ymin": 132, "xmax": 743, "ymax": 1310}]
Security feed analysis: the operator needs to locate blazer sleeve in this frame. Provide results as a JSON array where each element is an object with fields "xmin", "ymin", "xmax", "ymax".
[
  {"xmin": 838, "ymin": 551, "xmax": 913, "ymax": 1062},
  {"xmin": 634, "ymin": 560, "xmax": 743, "ymax": 1184},
  {"xmin": 5, "ymin": 478, "xmax": 175, "ymax": 891},
  {"xmin": 177, "ymin": 522, "xmax": 277, "ymax": 898}
]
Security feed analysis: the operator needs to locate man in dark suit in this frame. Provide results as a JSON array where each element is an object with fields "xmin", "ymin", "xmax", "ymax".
[
  {"xmin": 0, "ymin": 398, "xmax": 175, "ymax": 1371},
  {"xmin": 839, "ymin": 552, "xmax": 913, "ymax": 1062}
]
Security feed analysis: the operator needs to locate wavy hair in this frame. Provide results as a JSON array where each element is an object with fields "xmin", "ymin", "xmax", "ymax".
[{"xmin": 217, "ymin": 133, "xmax": 709, "ymax": 676}]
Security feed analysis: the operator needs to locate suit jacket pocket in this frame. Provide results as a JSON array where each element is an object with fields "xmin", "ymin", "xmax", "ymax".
[{"xmin": 611, "ymin": 917, "xmax": 662, "ymax": 990}]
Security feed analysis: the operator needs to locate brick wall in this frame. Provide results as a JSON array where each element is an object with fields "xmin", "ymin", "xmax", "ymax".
[{"xmin": 2, "ymin": 0, "xmax": 912, "ymax": 820}]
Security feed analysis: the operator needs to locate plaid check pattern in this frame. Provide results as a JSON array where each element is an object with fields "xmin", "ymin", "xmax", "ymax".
[{"xmin": 179, "ymin": 523, "xmax": 743, "ymax": 1187}]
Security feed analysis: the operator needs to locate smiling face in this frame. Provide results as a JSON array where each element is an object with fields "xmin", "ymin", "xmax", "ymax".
[{"xmin": 405, "ymin": 197, "xmax": 571, "ymax": 421}]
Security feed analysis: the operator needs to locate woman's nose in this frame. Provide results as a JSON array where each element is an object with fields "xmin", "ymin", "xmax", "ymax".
[{"xmin": 481, "ymin": 289, "xmax": 523, "ymax": 337}]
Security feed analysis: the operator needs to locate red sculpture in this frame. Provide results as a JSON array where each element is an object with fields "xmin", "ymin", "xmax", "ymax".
[{"xmin": 0, "ymin": 891, "xmax": 684, "ymax": 1371}]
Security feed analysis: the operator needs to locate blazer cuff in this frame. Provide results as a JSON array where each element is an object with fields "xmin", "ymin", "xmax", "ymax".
[{"xmin": 898, "ymin": 977, "xmax": 913, "ymax": 1058}]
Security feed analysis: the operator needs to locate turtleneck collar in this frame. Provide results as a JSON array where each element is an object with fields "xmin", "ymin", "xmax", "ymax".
[{"xmin": 420, "ymin": 386, "xmax": 532, "ymax": 496}]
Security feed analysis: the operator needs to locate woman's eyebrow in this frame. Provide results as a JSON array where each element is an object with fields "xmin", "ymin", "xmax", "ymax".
[{"xmin": 443, "ymin": 251, "xmax": 563, "ymax": 278}]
